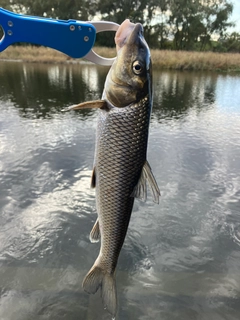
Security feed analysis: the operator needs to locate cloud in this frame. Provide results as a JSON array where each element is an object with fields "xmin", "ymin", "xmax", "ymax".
[{"xmin": 231, "ymin": 0, "xmax": 240, "ymax": 31}]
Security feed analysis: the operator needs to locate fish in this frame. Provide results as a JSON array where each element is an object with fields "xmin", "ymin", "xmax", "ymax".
[{"xmin": 64, "ymin": 19, "xmax": 160, "ymax": 318}]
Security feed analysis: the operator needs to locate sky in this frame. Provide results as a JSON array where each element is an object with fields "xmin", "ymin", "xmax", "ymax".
[{"xmin": 231, "ymin": 0, "xmax": 240, "ymax": 32}]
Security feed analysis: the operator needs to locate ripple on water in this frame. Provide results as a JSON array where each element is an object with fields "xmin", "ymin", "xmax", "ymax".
[{"xmin": 1, "ymin": 65, "xmax": 240, "ymax": 319}]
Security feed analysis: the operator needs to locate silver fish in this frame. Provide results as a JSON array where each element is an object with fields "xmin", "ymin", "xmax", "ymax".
[{"xmin": 64, "ymin": 19, "xmax": 160, "ymax": 318}]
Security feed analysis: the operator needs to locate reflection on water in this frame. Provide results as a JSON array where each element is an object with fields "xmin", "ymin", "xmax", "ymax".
[
  {"xmin": 153, "ymin": 71, "xmax": 217, "ymax": 119},
  {"xmin": 0, "ymin": 61, "xmax": 240, "ymax": 320},
  {"xmin": 0, "ymin": 62, "xmax": 108, "ymax": 119}
]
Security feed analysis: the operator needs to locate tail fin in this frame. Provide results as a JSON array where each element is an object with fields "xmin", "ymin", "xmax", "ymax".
[{"xmin": 82, "ymin": 265, "xmax": 117, "ymax": 317}]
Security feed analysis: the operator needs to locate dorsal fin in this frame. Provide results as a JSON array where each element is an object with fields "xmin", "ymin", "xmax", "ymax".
[{"xmin": 132, "ymin": 160, "xmax": 160, "ymax": 204}]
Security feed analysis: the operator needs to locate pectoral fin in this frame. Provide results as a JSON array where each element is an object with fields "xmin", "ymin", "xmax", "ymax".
[
  {"xmin": 132, "ymin": 161, "xmax": 160, "ymax": 204},
  {"xmin": 62, "ymin": 100, "xmax": 107, "ymax": 112}
]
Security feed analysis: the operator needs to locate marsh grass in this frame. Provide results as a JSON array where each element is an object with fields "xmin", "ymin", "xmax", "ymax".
[
  {"xmin": 1, "ymin": 45, "xmax": 240, "ymax": 72},
  {"xmin": 0, "ymin": 46, "xmax": 68, "ymax": 63},
  {"xmin": 151, "ymin": 49, "xmax": 240, "ymax": 72}
]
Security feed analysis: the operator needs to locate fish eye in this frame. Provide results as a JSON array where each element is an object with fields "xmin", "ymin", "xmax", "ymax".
[{"xmin": 132, "ymin": 61, "xmax": 143, "ymax": 75}]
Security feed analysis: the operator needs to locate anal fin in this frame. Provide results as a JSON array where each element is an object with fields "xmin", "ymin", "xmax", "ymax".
[
  {"xmin": 90, "ymin": 218, "xmax": 100, "ymax": 243},
  {"xmin": 132, "ymin": 160, "xmax": 160, "ymax": 204}
]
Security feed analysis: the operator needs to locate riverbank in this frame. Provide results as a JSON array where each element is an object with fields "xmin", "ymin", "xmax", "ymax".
[{"xmin": 0, "ymin": 45, "xmax": 240, "ymax": 72}]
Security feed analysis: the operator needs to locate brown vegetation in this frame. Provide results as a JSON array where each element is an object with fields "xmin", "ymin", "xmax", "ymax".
[
  {"xmin": 0, "ymin": 46, "xmax": 68, "ymax": 63},
  {"xmin": 0, "ymin": 45, "xmax": 240, "ymax": 72},
  {"xmin": 151, "ymin": 49, "xmax": 240, "ymax": 72}
]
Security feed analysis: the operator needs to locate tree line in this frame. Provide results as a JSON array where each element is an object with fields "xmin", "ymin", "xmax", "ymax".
[{"xmin": 0, "ymin": 0, "xmax": 239, "ymax": 52}]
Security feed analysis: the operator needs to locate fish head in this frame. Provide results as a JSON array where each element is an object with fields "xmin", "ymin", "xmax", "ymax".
[{"xmin": 104, "ymin": 19, "xmax": 152, "ymax": 108}]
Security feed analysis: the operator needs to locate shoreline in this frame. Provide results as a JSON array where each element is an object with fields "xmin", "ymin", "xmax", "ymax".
[{"xmin": 0, "ymin": 46, "xmax": 240, "ymax": 72}]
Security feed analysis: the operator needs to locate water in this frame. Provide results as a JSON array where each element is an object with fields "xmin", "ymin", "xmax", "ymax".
[{"xmin": 0, "ymin": 61, "xmax": 240, "ymax": 320}]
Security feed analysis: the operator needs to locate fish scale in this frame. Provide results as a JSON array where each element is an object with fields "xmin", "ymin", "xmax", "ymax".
[{"xmin": 95, "ymin": 99, "xmax": 150, "ymax": 271}]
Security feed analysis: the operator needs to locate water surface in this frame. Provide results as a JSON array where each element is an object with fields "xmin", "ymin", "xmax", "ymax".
[{"xmin": 0, "ymin": 61, "xmax": 240, "ymax": 320}]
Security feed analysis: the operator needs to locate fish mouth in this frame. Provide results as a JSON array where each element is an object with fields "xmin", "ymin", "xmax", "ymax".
[
  {"xmin": 115, "ymin": 20, "xmax": 143, "ymax": 50},
  {"xmin": 126, "ymin": 23, "xmax": 143, "ymax": 45}
]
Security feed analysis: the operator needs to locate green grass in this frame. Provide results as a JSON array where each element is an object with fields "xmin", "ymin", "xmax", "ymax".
[{"xmin": 1, "ymin": 45, "xmax": 240, "ymax": 72}]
